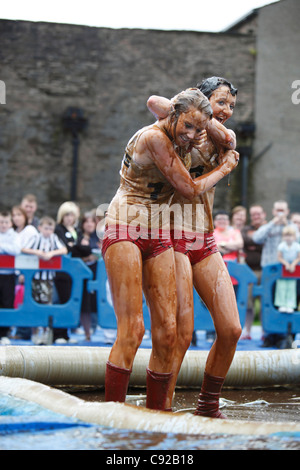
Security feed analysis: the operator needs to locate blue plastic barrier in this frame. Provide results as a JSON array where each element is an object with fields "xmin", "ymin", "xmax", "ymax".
[
  {"xmin": 252, "ymin": 264, "xmax": 300, "ymax": 335},
  {"xmin": 89, "ymin": 259, "xmax": 257, "ymax": 331},
  {"xmin": 0, "ymin": 254, "xmax": 259, "ymax": 333},
  {"xmin": 88, "ymin": 259, "xmax": 151, "ymax": 329},
  {"xmin": 0, "ymin": 255, "xmax": 92, "ymax": 328}
]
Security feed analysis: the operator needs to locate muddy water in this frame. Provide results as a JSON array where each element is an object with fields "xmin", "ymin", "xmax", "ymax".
[
  {"xmin": 67, "ymin": 385, "xmax": 300, "ymax": 450},
  {"xmin": 72, "ymin": 385, "xmax": 300, "ymax": 423}
]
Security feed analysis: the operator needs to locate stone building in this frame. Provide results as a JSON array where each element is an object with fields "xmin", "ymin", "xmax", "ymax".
[
  {"xmin": 224, "ymin": 0, "xmax": 300, "ymax": 216},
  {"xmin": 0, "ymin": 0, "xmax": 298, "ymax": 219},
  {"xmin": 251, "ymin": 0, "xmax": 300, "ymax": 216}
]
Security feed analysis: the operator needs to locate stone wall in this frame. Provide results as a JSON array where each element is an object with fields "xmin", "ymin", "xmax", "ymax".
[
  {"xmin": 252, "ymin": 0, "xmax": 300, "ymax": 216},
  {"xmin": 0, "ymin": 20, "xmax": 255, "ymax": 218}
]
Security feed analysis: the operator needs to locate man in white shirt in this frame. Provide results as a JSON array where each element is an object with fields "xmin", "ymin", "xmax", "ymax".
[{"xmin": 252, "ymin": 200, "xmax": 299, "ymax": 348}]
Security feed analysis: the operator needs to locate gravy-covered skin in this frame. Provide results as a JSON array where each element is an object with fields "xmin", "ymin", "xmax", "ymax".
[
  {"xmin": 148, "ymin": 77, "xmax": 242, "ymax": 418},
  {"xmin": 103, "ymin": 88, "xmax": 238, "ymax": 412}
]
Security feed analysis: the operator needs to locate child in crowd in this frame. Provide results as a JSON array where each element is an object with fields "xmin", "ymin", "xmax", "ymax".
[
  {"xmin": 0, "ymin": 211, "xmax": 21, "ymax": 343},
  {"xmin": 11, "ymin": 205, "xmax": 39, "ymax": 339},
  {"xmin": 12, "ymin": 205, "xmax": 38, "ymax": 247},
  {"xmin": 77, "ymin": 211, "xmax": 101, "ymax": 341},
  {"xmin": 274, "ymin": 226, "xmax": 300, "ymax": 313},
  {"xmin": 22, "ymin": 216, "xmax": 67, "ymax": 344}
]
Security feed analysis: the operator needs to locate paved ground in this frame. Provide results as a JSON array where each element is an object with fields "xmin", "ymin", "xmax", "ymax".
[{"xmin": 4, "ymin": 324, "xmax": 300, "ymax": 350}]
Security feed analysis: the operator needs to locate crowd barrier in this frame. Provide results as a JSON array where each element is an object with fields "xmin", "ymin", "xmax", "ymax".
[
  {"xmin": 0, "ymin": 255, "xmax": 92, "ymax": 328},
  {"xmin": 193, "ymin": 261, "xmax": 257, "ymax": 331},
  {"xmin": 253, "ymin": 264, "xmax": 300, "ymax": 336},
  {"xmin": 88, "ymin": 259, "xmax": 258, "ymax": 331},
  {"xmin": 1, "ymin": 255, "xmax": 300, "ymax": 338},
  {"xmin": 87, "ymin": 259, "xmax": 151, "ymax": 329}
]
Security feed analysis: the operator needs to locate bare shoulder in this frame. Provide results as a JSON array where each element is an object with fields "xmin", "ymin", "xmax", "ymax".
[
  {"xmin": 137, "ymin": 125, "xmax": 166, "ymax": 148},
  {"xmin": 134, "ymin": 125, "xmax": 170, "ymax": 164}
]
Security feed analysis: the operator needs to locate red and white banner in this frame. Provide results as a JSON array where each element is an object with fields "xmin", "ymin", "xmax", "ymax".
[{"xmin": 0, "ymin": 255, "xmax": 62, "ymax": 270}]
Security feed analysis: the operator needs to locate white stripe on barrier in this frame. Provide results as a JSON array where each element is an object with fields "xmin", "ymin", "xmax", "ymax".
[
  {"xmin": 15, "ymin": 255, "xmax": 40, "ymax": 270},
  {"xmin": 0, "ymin": 255, "xmax": 63, "ymax": 270}
]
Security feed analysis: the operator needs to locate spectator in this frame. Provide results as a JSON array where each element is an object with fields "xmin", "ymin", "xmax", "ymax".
[
  {"xmin": 11, "ymin": 205, "xmax": 38, "ymax": 340},
  {"xmin": 94, "ymin": 208, "xmax": 106, "ymax": 251},
  {"xmin": 55, "ymin": 201, "xmax": 92, "ymax": 260},
  {"xmin": 274, "ymin": 226, "xmax": 300, "ymax": 313},
  {"xmin": 22, "ymin": 216, "xmax": 67, "ymax": 344},
  {"xmin": 0, "ymin": 211, "xmax": 21, "ymax": 343},
  {"xmin": 21, "ymin": 194, "xmax": 39, "ymax": 228},
  {"xmin": 241, "ymin": 204, "xmax": 267, "ymax": 339},
  {"xmin": 12, "ymin": 205, "xmax": 38, "ymax": 248},
  {"xmin": 213, "ymin": 210, "xmax": 244, "ymax": 293},
  {"xmin": 231, "ymin": 205, "xmax": 247, "ymax": 231},
  {"xmin": 76, "ymin": 211, "xmax": 101, "ymax": 341},
  {"xmin": 291, "ymin": 212, "xmax": 300, "ymax": 306},
  {"xmin": 231, "ymin": 205, "xmax": 247, "ymax": 263},
  {"xmin": 54, "ymin": 201, "xmax": 91, "ymax": 343},
  {"xmin": 291, "ymin": 213, "xmax": 300, "ymax": 242},
  {"xmin": 252, "ymin": 200, "xmax": 299, "ymax": 347},
  {"xmin": 214, "ymin": 211, "xmax": 244, "ymax": 262},
  {"xmin": 252, "ymin": 200, "xmax": 298, "ymax": 267}
]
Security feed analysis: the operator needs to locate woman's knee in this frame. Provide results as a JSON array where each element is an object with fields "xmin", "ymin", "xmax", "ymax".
[
  {"xmin": 163, "ymin": 324, "xmax": 177, "ymax": 351},
  {"xmin": 152, "ymin": 321, "xmax": 177, "ymax": 354},
  {"xmin": 117, "ymin": 317, "xmax": 145, "ymax": 352},
  {"xmin": 230, "ymin": 323, "xmax": 242, "ymax": 343},
  {"xmin": 216, "ymin": 321, "xmax": 242, "ymax": 346},
  {"xmin": 177, "ymin": 325, "xmax": 194, "ymax": 352}
]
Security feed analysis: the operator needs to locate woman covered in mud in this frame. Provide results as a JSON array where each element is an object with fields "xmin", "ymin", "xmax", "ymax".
[
  {"xmin": 102, "ymin": 87, "xmax": 239, "ymax": 411},
  {"xmin": 147, "ymin": 77, "xmax": 242, "ymax": 418}
]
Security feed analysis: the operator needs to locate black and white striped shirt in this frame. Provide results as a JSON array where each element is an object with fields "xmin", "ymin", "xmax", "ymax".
[{"xmin": 25, "ymin": 233, "xmax": 65, "ymax": 280}]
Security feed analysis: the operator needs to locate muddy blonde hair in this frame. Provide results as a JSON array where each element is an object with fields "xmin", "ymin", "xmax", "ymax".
[{"xmin": 171, "ymin": 88, "xmax": 212, "ymax": 120}]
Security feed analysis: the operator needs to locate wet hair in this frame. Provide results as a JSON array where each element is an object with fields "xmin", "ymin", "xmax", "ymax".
[
  {"xmin": 197, "ymin": 77, "xmax": 238, "ymax": 100},
  {"xmin": 171, "ymin": 88, "xmax": 213, "ymax": 120}
]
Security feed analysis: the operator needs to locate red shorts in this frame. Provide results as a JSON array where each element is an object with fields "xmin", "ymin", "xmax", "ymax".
[
  {"xmin": 172, "ymin": 230, "xmax": 218, "ymax": 265},
  {"xmin": 102, "ymin": 224, "xmax": 173, "ymax": 261}
]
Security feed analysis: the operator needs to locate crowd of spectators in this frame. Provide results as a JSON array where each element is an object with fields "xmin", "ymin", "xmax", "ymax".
[
  {"xmin": 0, "ymin": 194, "xmax": 299, "ymax": 348},
  {"xmin": 213, "ymin": 200, "xmax": 300, "ymax": 348},
  {"xmin": 0, "ymin": 194, "xmax": 104, "ymax": 345}
]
